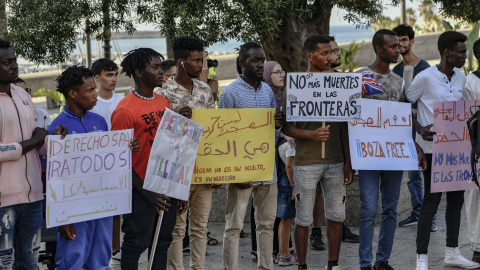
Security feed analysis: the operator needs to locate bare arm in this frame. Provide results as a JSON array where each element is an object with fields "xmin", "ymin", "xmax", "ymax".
[{"xmin": 282, "ymin": 121, "xmax": 330, "ymax": 142}]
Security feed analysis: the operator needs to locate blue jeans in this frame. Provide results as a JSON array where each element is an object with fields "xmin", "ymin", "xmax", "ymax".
[
  {"xmin": 0, "ymin": 201, "xmax": 42, "ymax": 270},
  {"xmin": 358, "ymin": 170, "xmax": 403, "ymax": 268},
  {"xmin": 408, "ymin": 170, "xmax": 423, "ymax": 215}
]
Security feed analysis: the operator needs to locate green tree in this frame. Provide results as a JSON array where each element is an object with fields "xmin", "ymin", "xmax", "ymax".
[{"xmin": 2, "ymin": 0, "xmax": 140, "ymax": 65}]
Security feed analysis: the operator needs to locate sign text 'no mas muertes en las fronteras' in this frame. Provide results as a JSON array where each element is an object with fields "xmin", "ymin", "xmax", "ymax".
[
  {"xmin": 348, "ymin": 99, "xmax": 418, "ymax": 170},
  {"xmin": 46, "ymin": 129, "xmax": 133, "ymax": 228},
  {"xmin": 286, "ymin": 72, "xmax": 362, "ymax": 122},
  {"xmin": 143, "ymin": 109, "xmax": 204, "ymax": 201},
  {"xmin": 191, "ymin": 108, "xmax": 275, "ymax": 184},
  {"xmin": 431, "ymin": 100, "xmax": 479, "ymax": 193}
]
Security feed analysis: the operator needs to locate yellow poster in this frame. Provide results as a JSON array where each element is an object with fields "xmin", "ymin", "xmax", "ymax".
[{"xmin": 191, "ymin": 108, "xmax": 275, "ymax": 184}]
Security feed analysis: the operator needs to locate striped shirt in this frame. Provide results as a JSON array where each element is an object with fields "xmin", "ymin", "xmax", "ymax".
[{"xmin": 219, "ymin": 75, "xmax": 277, "ymax": 185}]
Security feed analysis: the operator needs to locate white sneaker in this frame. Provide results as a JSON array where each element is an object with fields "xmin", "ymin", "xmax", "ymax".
[
  {"xmin": 445, "ymin": 247, "xmax": 480, "ymax": 269},
  {"xmin": 416, "ymin": 254, "xmax": 428, "ymax": 270},
  {"xmin": 325, "ymin": 266, "xmax": 342, "ymax": 270}
]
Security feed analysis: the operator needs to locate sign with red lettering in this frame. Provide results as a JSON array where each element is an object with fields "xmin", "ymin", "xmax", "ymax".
[
  {"xmin": 348, "ymin": 99, "xmax": 418, "ymax": 170},
  {"xmin": 143, "ymin": 109, "xmax": 204, "ymax": 200},
  {"xmin": 431, "ymin": 100, "xmax": 479, "ymax": 192},
  {"xmin": 46, "ymin": 129, "xmax": 133, "ymax": 228}
]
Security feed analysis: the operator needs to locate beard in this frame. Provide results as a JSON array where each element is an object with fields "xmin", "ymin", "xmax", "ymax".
[
  {"xmin": 331, "ymin": 61, "xmax": 341, "ymax": 68},
  {"xmin": 400, "ymin": 47, "xmax": 410, "ymax": 55}
]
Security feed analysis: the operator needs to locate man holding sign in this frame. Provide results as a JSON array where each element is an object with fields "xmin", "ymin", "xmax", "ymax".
[
  {"xmin": 218, "ymin": 42, "xmax": 279, "ymax": 270},
  {"xmin": 111, "ymin": 48, "xmax": 180, "ymax": 270},
  {"xmin": 49, "ymin": 66, "xmax": 139, "ymax": 269},
  {"xmin": 157, "ymin": 36, "xmax": 216, "ymax": 270},
  {"xmin": 282, "ymin": 35, "xmax": 353, "ymax": 270}
]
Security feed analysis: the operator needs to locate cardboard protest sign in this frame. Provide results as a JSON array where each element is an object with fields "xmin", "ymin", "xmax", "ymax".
[
  {"xmin": 431, "ymin": 100, "xmax": 479, "ymax": 192},
  {"xmin": 143, "ymin": 109, "xmax": 204, "ymax": 201},
  {"xmin": 46, "ymin": 129, "xmax": 133, "ymax": 228},
  {"xmin": 191, "ymin": 108, "xmax": 275, "ymax": 184},
  {"xmin": 348, "ymin": 99, "xmax": 418, "ymax": 170},
  {"xmin": 285, "ymin": 72, "xmax": 362, "ymax": 122}
]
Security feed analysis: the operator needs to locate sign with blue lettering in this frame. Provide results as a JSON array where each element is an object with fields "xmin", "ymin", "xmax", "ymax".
[{"xmin": 286, "ymin": 72, "xmax": 362, "ymax": 122}]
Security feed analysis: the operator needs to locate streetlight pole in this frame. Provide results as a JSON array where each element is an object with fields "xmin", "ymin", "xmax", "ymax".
[{"xmin": 400, "ymin": 0, "xmax": 406, "ymax": 24}]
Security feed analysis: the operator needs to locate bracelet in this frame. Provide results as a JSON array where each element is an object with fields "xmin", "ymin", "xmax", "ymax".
[{"xmin": 290, "ymin": 184, "xmax": 295, "ymax": 188}]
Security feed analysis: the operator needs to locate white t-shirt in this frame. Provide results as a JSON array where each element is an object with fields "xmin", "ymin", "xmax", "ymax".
[
  {"xmin": 406, "ymin": 65, "xmax": 466, "ymax": 153},
  {"xmin": 35, "ymin": 107, "xmax": 52, "ymax": 129},
  {"xmin": 91, "ymin": 92, "xmax": 124, "ymax": 130},
  {"xmin": 462, "ymin": 73, "xmax": 480, "ymax": 100}
]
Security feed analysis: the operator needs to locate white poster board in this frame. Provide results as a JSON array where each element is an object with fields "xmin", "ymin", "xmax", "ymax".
[
  {"xmin": 348, "ymin": 99, "xmax": 418, "ymax": 170},
  {"xmin": 285, "ymin": 72, "xmax": 362, "ymax": 122},
  {"xmin": 46, "ymin": 129, "xmax": 133, "ymax": 228},
  {"xmin": 143, "ymin": 109, "xmax": 204, "ymax": 201}
]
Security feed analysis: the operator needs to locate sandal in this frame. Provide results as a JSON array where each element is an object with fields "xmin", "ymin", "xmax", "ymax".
[
  {"xmin": 278, "ymin": 255, "xmax": 291, "ymax": 266},
  {"xmin": 207, "ymin": 232, "xmax": 218, "ymax": 246},
  {"xmin": 251, "ymin": 251, "xmax": 258, "ymax": 262},
  {"xmin": 289, "ymin": 250, "xmax": 298, "ymax": 264}
]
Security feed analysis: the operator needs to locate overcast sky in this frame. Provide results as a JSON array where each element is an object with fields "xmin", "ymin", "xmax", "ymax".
[{"xmin": 330, "ymin": 0, "xmax": 427, "ymax": 26}]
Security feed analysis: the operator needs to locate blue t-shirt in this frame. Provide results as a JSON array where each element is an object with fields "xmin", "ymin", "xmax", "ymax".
[{"xmin": 47, "ymin": 107, "xmax": 108, "ymax": 135}]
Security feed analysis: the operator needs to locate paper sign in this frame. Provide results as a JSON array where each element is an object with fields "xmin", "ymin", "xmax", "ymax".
[
  {"xmin": 46, "ymin": 129, "xmax": 133, "ymax": 228},
  {"xmin": 348, "ymin": 99, "xmax": 418, "ymax": 170},
  {"xmin": 143, "ymin": 109, "xmax": 204, "ymax": 201},
  {"xmin": 431, "ymin": 100, "xmax": 479, "ymax": 192},
  {"xmin": 285, "ymin": 72, "xmax": 362, "ymax": 122},
  {"xmin": 191, "ymin": 108, "xmax": 275, "ymax": 184}
]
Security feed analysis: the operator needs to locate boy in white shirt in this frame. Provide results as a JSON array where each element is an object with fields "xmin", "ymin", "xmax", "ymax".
[{"xmin": 91, "ymin": 58, "xmax": 123, "ymax": 130}]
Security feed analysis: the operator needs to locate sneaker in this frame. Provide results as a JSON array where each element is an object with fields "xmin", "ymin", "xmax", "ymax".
[
  {"xmin": 310, "ymin": 229, "xmax": 325, "ymax": 250},
  {"xmin": 325, "ymin": 266, "xmax": 342, "ymax": 270},
  {"xmin": 239, "ymin": 230, "xmax": 246, "ymax": 238},
  {"xmin": 445, "ymin": 247, "xmax": 480, "ymax": 269},
  {"xmin": 278, "ymin": 255, "xmax": 291, "ymax": 266},
  {"xmin": 374, "ymin": 261, "xmax": 394, "ymax": 270},
  {"xmin": 342, "ymin": 224, "xmax": 359, "ymax": 243},
  {"xmin": 111, "ymin": 251, "xmax": 121, "ymax": 261},
  {"xmin": 431, "ymin": 219, "xmax": 438, "ymax": 232},
  {"xmin": 183, "ymin": 244, "xmax": 190, "ymax": 252},
  {"xmin": 399, "ymin": 213, "xmax": 419, "ymax": 227},
  {"xmin": 416, "ymin": 254, "xmax": 428, "ymax": 270}
]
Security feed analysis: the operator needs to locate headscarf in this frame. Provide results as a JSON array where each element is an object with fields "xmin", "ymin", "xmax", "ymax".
[{"xmin": 263, "ymin": 61, "xmax": 283, "ymax": 111}]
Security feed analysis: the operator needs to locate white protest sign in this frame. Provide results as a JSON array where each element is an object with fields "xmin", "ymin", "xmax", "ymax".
[
  {"xmin": 46, "ymin": 129, "xmax": 133, "ymax": 228},
  {"xmin": 143, "ymin": 109, "xmax": 205, "ymax": 201},
  {"xmin": 286, "ymin": 72, "xmax": 362, "ymax": 122},
  {"xmin": 348, "ymin": 99, "xmax": 418, "ymax": 170}
]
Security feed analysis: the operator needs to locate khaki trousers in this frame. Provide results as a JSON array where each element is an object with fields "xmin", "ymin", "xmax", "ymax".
[
  {"xmin": 222, "ymin": 183, "xmax": 277, "ymax": 270},
  {"xmin": 167, "ymin": 184, "xmax": 214, "ymax": 270}
]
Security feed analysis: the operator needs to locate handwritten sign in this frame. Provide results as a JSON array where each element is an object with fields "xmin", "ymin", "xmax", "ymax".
[
  {"xmin": 143, "ymin": 109, "xmax": 204, "ymax": 200},
  {"xmin": 286, "ymin": 72, "xmax": 362, "ymax": 122},
  {"xmin": 348, "ymin": 99, "xmax": 418, "ymax": 170},
  {"xmin": 46, "ymin": 129, "xmax": 133, "ymax": 228},
  {"xmin": 431, "ymin": 100, "xmax": 479, "ymax": 192},
  {"xmin": 191, "ymin": 108, "xmax": 275, "ymax": 184}
]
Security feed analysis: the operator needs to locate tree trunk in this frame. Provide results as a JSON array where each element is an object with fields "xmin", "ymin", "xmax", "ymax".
[
  {"xmin": 102, "ymin": 0, "xmax": 111, "ymax": 59},
  {"xmin": 166, "ymin": 34, "xmax": 174, "ymax": 60},
  {"xmin": 261, "ymin": 6, "xmax": 332, "ymax": 73},
  {"xmin": 0, "ymin": 0, "xmax": 7, "ymax": 34}
]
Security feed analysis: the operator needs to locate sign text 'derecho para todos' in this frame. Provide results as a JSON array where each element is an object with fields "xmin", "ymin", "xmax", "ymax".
[
  {"xmin": 46, "ymin": 129, "xmax": 133, "ymax": 228},
  {"xmin": 286, "ymin": 72, "xmax": 362, "ymax": 122}
]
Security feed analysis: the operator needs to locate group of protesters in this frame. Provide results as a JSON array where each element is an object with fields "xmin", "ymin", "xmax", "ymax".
[{"xmin": 2, "ymin": 21, "xmax": 480, "ymax": 270}]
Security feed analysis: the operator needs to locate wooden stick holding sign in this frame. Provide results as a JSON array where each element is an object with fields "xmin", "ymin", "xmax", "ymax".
[
  {"xmin": 147, "ymin": 211, "xmax": 164, "ymax": 270},
  {"xmin": 322, "ymin": 122, "xmax": 325, "ymax": 158}
]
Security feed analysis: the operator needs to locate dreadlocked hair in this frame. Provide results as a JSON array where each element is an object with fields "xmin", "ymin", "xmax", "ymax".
[{"xmin": 121, "ymin": 48, "xmax": 164, "ymax": 79}]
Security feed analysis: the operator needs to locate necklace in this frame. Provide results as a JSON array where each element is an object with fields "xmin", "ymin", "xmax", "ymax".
[{"xmin": 133, "ymin": 90, "xmax": 155, "ymax": 100}]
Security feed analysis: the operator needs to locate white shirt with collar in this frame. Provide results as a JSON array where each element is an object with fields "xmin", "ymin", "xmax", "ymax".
[
  {"xmin": 405, "ymin": 65, "xmax": 466, "ymax": 153},
  {"xmin": 462, "ymin": 73, "xmax": 480, "ymax": 100}
]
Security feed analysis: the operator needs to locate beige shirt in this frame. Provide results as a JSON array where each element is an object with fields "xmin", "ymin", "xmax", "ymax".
[{"xmin": 156, "ymin": 78, "xmax": 215, "ymax": 110}]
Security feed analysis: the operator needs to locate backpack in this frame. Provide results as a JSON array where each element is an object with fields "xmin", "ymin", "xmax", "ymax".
[{"xmin": 467, "ymin": 109, "xmax": 480, "ymax": 188}]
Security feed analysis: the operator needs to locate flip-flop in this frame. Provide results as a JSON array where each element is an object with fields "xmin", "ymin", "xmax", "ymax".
[{"xmin": 207, "ymin": 232, "xmax": 218, "ymax": 246}]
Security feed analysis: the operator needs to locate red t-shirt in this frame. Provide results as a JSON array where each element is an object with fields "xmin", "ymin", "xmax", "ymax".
[{"xmin": 111, "ymin": 92, "xmax": 170, "ymax": 180}]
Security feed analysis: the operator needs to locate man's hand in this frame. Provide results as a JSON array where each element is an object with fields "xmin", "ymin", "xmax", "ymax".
[
  {"xmin": 178, "ymin": 106, "xmax": 192, "ymax": 119},
  {"xmin": 415, "ymin": 142, "xmax": 427, "ymax": 171},
  {"xmin": 343, "ymin": 162, "xmax": 354, "ymax": 186},
  {"xmin": 143, "ymin": 191, "xmax": 171, "ymax": 214},
  {"xmin": 275, "ymin": 111, "xmax": 284, "ymax": 128},
  {"xmin": 419, "ymin": 124, "xmax": 436, "ymax": 141},
  {"xmin": 129, "ymin": 137, "xmax": 140, "ymax": 153},
  {"xmin": 282, "ymin": 134, "xmax": 296, "ymax": 148},
  {"xmin": 235, "ymin": 182, "xmax": 252, "ymax": 189},
  {"xmin": 177, "ymin": 200, "xmax": 188, "ymax": 216},
  {"xmin": 309, "ymin": 125, "xmax": 330, "ymax": 142},
  {"xmin": 51, "ymin": 125, "xmax": 68, "ymax": 139},
  {"xmin": 58, "ymin": 224, "xmax": 75, "ymax": 240},
  {"xmin": 32, "ymin": 127, "xmax": 48, "ymax": 142}
]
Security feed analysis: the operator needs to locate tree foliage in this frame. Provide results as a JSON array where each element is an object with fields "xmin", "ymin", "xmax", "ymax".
[{"xmin": 2, "ymin": 0, "xmax": 140, "ymax": 65}]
